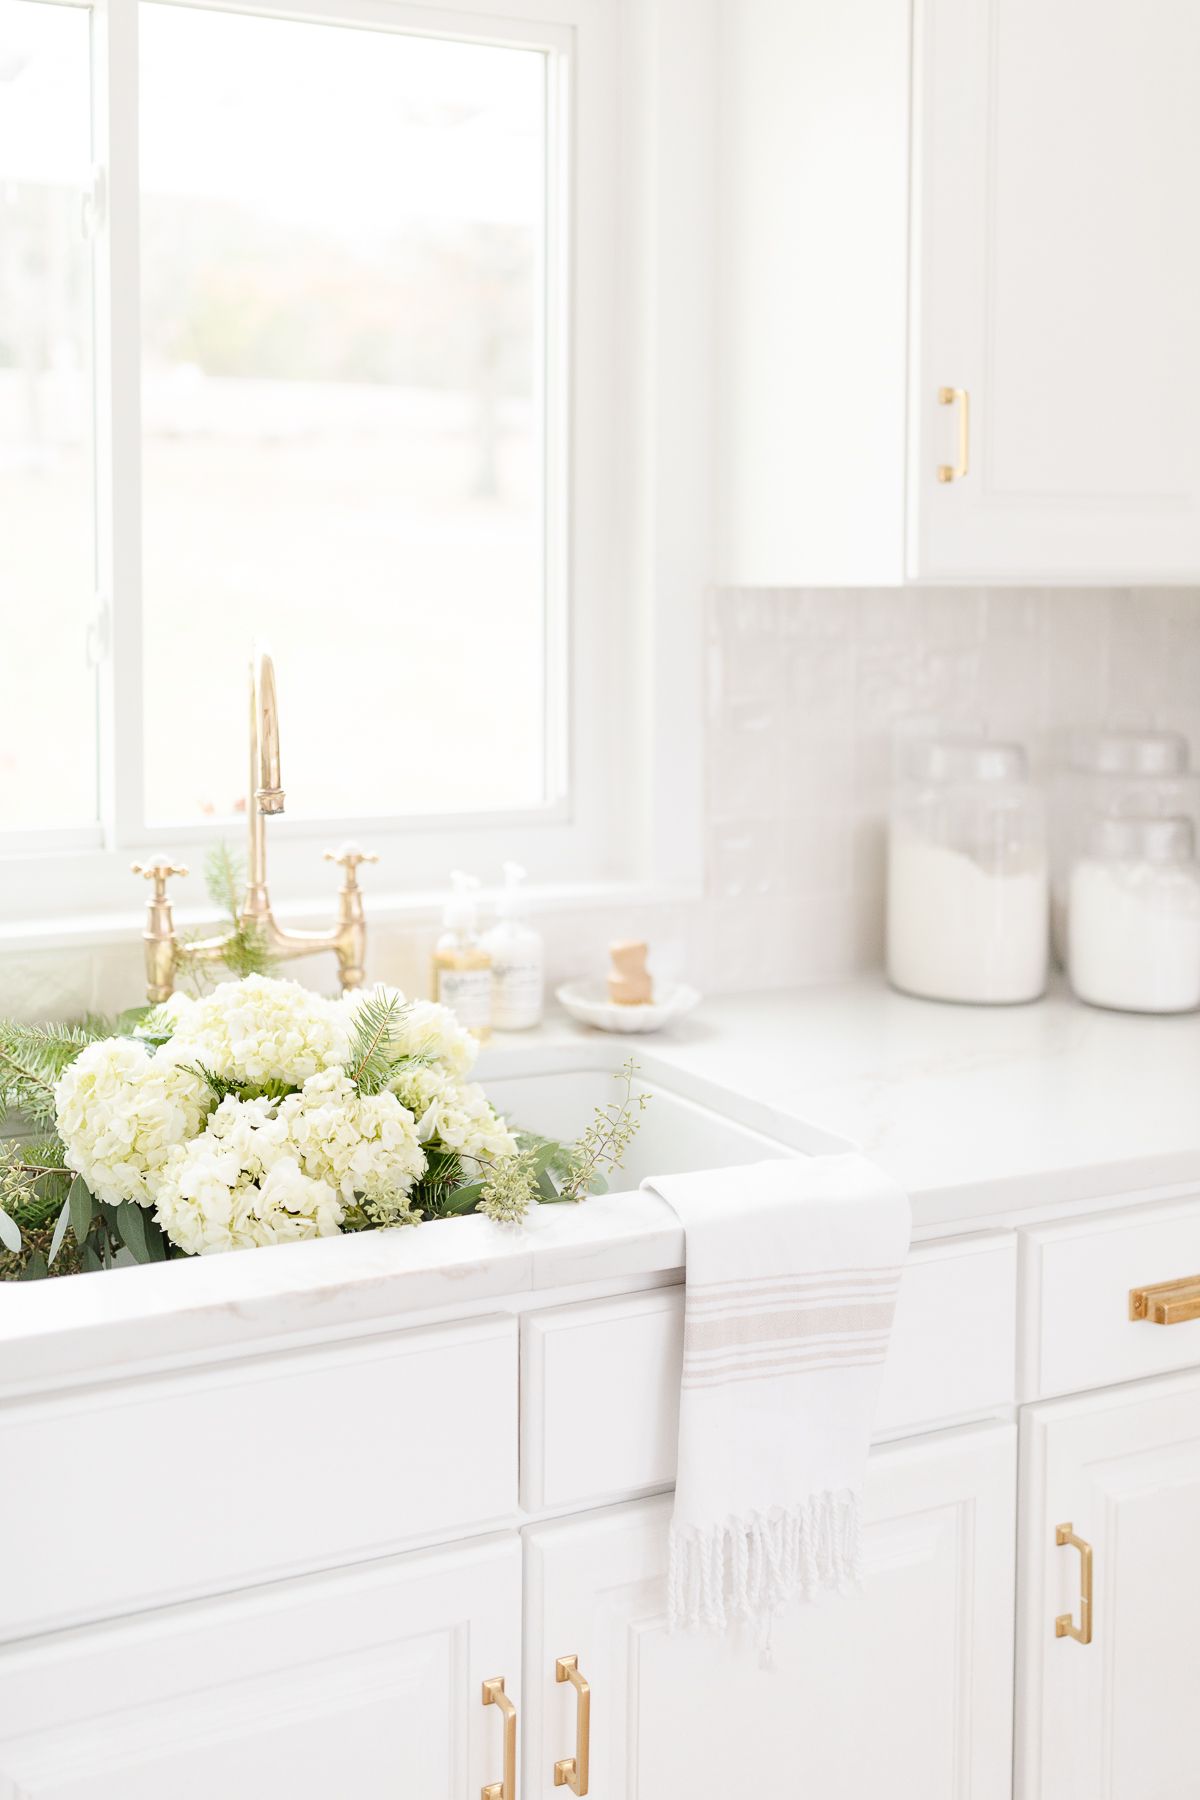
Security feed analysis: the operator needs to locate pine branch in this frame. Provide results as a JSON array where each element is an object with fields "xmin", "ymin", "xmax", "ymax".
[
  {"xmin": 0, "ymin": 1018, "xmax": 112, "ymax": 1130},
  {"xmin": 180, "ymin": 1062, "xmax": 242, "ymax": 1104},
  {"xmin": 205, "ymin": 843, "xmax": 274, "ymax": 979},
  {"xmin": 174, "ymin": 843, "xmax": 276, "ymax": 993},
  {"xmin": 347, "ymin": 989, "xmax": 408, "ymax": 1096},
  {"xmin": 0, "ymin": 1042, "xmax": 60, "ymax": 1131}
]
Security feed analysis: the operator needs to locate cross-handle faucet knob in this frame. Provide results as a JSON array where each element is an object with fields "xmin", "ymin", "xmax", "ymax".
[
  {"xmin": 131, "ymin": 857, "xmax": 190, "ymax": 900},
  {"xmin": 324, "ymin": 843, "xmax": 379, "ymax": 888}
]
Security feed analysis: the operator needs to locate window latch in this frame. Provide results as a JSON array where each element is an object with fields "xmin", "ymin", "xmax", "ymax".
[
  {"xmin": 81, "ymin": 165, "xmax": 106, "ymax": 242},
  {"xmin": 86, "ymin": 593, "xmax": 112, "ymax": 669}
]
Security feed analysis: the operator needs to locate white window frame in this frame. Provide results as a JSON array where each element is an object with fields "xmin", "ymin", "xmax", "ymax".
[{"xmin": 0, "ymin": 0, "xmax": 712, "ymax": 936}]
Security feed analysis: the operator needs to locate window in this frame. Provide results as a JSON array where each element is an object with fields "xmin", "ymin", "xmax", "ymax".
[
  {"xmin": 138, "ymin": 6, "xmax": 552, "ymax": 824},
  {"xmin": 0, "ymin": 0, "xmax": 635, "ymax": 917},
  {"xmin": 0, "ymin": 0, "xmax": 95, "ymax": 831}
]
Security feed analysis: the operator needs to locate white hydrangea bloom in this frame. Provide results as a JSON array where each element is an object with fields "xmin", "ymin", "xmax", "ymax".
[
  {"xmin": 168, "ymin": 975, "xmax": 351, "ymax": 1086},
  {"xmin": 278, "ymin": 1067, "xmax": 426, "ymax": 1202},
  {"xmin": 391, "ymin": 1066, "xmax": 518, "ymax": 1165},
  {"xmin": 54, "ymin": 1036, "xmax": 211, "ymax": 1209},
  {"xmin": 154, "ymin": 991, "xmax": 196, "ymax": 1033},
  {"xmin": 154, "ymin": 1094, "xmax": 343, "ymax": 1255},
  {"xmin": 343, "ymin": 985, "xmax": 478, "ymax": 1079},
  {"xmin": 395, "ymin": 997, "xmax": 478, "ymax": 1076}
]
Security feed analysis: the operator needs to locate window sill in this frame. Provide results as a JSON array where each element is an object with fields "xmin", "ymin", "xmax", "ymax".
[{"xmin": 0, "ymin": 878, "xmax": 703, "ymax": 959}]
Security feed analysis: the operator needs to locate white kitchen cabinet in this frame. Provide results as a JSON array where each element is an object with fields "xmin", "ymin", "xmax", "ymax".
[
  {"xmin": 1015, "ymin": 1368, "xmax": 1200, "ymax": 1800},
  {"xmin": 911, "ymin": 0, "xmax": 1200, "ymax": 582},
  {"xmin": 719, "ymin": 0, "xmax": 1200, "ymax": 584},
  {"xmin": 523, "ymin": 1421, "xmax": 1017, "ymax": 1800},
  {"xmin": 0, "ymin": 1535, "xmax": 522, "ymax": 1800}
]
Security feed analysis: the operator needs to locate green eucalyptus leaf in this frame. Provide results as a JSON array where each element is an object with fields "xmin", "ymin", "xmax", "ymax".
[
  {"xmin": 116, "ymin": 1204, "xmax": 151, "ymax": 1263},
  {"xmin": 68, "ymin": 1174, "xmax": 93, "ymax": 1245},
  {"xmin": 47, "ymin": 1195, "xmax": 71, "ymax": 1266},
  {"xmin": 18, "ymin": 1249, "xmax": 48, "ymax": 1280},
  {"xmin": 0, "ymin": 1205, "xmax": 21, "ymax": 1254},
  {"xmin": 442, "ymin": 1182, "xmax": 486, "ymax": 1216},
  {"xmin": 80, "ymin": 1242, "xmax": 102, "ymax": 1274},
  {"xmin": 143, "ymin": 1216, "xmax": 169, "ymax": 1262}
]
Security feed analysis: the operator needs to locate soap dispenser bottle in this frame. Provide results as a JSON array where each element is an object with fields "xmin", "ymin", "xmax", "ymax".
[
  {"xmin": 432, "ymin": 871, "xmax": 492, "ymax": 1040},
  {"xmin": 483, "ymin": 862, "xmax": 544, "ymax": 1031}
]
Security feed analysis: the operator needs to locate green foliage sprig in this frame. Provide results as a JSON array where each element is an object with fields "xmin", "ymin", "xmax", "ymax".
[
  {"xmin": 558, "ymin": 1058, "xmax": 650, "ymax": 1202},
  {"xmin": 348, "ymin": 988, "xmax": 408, "ymax": 1096},
  {"xmin": 176, "ymin": 844, "xmax": 275, "ymax": 994}
]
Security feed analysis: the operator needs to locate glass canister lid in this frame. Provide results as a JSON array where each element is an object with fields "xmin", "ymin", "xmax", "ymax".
[
  {"xmin": 906, "ymin": 736, "xmax": 1028, "ymax": 785},
  {"xmin": 1068, "ymin": 727, "xmax": 1190, "ymax": 777},
  {"xmin": 1087, "ymin": 814, "xmax": 1196, "ymax": 864}
]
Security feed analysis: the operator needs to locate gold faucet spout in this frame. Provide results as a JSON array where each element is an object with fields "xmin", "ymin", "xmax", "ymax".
[{"xmin": 252, "ymin": 649, "xmax": 285, "ymax": 817}]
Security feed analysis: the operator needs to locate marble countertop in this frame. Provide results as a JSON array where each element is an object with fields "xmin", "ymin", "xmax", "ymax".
[
  {"xmin": 600, "ymin": 973, "xmax": 1200, "ymax": 1223},
  {"xmin": 4, "ymin": 974, "xmax": 1198, "ymax": 1388}
]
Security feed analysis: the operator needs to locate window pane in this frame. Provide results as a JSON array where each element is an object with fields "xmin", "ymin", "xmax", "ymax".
[
  {"xmin": 139, "ymin": 4, "xmax": 549, "ymax": 825},
  {"xmin": 0, "ymin": 0, "xmax": 96, "ymax": 828}
]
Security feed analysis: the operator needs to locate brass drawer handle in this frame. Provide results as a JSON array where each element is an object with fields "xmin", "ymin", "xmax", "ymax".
[
  {"xmin": 1055, "ymin": 1523, "xmax": 1093, "ymax": 1646},
  {"xmin": 482, "ymin": 1676, "xmax": 516, "ymax": 1800},
  {"xmin": 1129, "ymin": 1274, "xmax": 1200, "ymax": 1325},
  {"xmin": 554, "ymin": 1655, "xmax": 591, "ymax": 1794},
  {"xmin": 937, "ymin": 385, "xmax": 970, "ymax": 482}
]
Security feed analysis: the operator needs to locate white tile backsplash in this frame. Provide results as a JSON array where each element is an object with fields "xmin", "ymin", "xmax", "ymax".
[
  {"xmin": 700, "ymin": 585, "xmax": 1200, "ymax": 993},
  {"xmin": 6, "ymin": 586, "xmax": 1199, "ymax": 1020}
]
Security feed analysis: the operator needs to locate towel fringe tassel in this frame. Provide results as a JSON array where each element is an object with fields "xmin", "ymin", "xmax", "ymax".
[{"xmin": 668, "ymin": 1492, "xmax": 862, "ymax": 1635}]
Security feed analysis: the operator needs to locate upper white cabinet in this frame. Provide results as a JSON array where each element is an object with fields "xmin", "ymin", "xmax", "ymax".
[{"xmin": 718, "ymin": 0, "xmax": 1200, "ymax": 585}]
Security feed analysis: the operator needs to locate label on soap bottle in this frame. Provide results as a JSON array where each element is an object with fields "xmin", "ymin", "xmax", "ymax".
[
  {"xmin": 436, "ymin": 966, "xmax": 492, "ymax": 1034},
  {"xmin": 492, "ymin": 956, "xmax": 544, "ymax": 1031}
]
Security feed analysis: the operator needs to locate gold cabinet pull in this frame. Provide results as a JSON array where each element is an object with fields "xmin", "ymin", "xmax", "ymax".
[
  {"xmin": 482, "ymin": 1676, "xmax": 516, "ymax": 1800},
  {"xmin": 554, "ymin": 1655, "xmax": 591, "ymax": 1795},
  {"xmin": 937, "ymin": 385, "xmax": 970, "ymax": 482},
  {"xmin": 1055, "ymin": 1523, "xmax": 1093, "ymax": 1646},
  {"xmin": 1129, "ymin": 1274, "xmax": 1200, "ymax": 1325}
]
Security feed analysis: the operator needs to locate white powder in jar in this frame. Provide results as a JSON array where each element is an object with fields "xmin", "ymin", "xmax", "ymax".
[
  {"xmin": 1068, "ymin": 857, "xmax": 1200, "ymax": 1013},
  {"xmin": 886, "ymin": 828, "xmax": 1049, "ymax": 1004}
]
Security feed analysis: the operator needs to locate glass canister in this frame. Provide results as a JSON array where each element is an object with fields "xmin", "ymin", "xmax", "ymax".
[
  {"xmin": 1050, "ymin": 728, "xmax": 1200, "ymax": 964},
  {"xmin": 887, "ymin": 737, "xmax": 1049, "ymax": 1004},
  {"xmin": 1067, "ymin": 816, "xmax": 1200, "ymax": 1013}
]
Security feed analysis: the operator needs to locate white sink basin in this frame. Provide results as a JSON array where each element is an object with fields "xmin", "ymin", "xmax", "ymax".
[
  {"xmin": 478, "ymin": 1040, "xmax": 849, "ymax": 1189},
  {"xmin": 484, "ymin": 1066, "xmax": 788, "ymax": 1184}
]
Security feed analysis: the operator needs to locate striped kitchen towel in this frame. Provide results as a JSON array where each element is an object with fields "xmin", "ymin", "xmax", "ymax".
[{"xmin": 643, "ymin": 1152, "xmax": 910, "ymax": 1636}]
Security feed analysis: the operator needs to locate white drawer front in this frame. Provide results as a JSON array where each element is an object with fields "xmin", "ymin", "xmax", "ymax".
[
  {"xmin": 0, "ymin": 1315, "xmax": 518, "ymax": 1642},
  {"xmin": 521, "ymin": 1234, "xmax": 1016, "ymax": 1511},
  {"xmin": 521, "ymin": 1291, "xmax": 682, "ymax": 1512},
  {"xmin": 876, "ymin": 1233, "xmax": 1016, "ymax": 1435},
  {"xmin": 1021, "ymin": 1197, "xmax": 1200, "ymax": 1400}
]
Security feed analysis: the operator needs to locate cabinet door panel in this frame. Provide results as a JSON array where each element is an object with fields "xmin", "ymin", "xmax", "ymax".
[
  {"xmin": 912, "ymin": 0, "xmax": 1200, "ymax": 579},
  {"xmin": 524, "ymin": 1423, "xmax": 1015, "ymax": 1800},
  {"xmin": 1017, "ymin": 1369, "xmax": 1200, "ymax": 1800},
  {"xmin": 0, "ymin": 1535, "xmax": 521, "ymax": 1800}
]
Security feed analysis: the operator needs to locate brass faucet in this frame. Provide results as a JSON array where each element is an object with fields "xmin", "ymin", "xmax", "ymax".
[{"xmin": 132, "ymin": 649, "xmax": 378, "ymax": 1003}]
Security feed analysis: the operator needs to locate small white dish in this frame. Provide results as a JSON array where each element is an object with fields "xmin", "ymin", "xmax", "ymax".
[{"xmin": 556, "ymin": 979, "xmax": 701, "ymax": 1034}]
